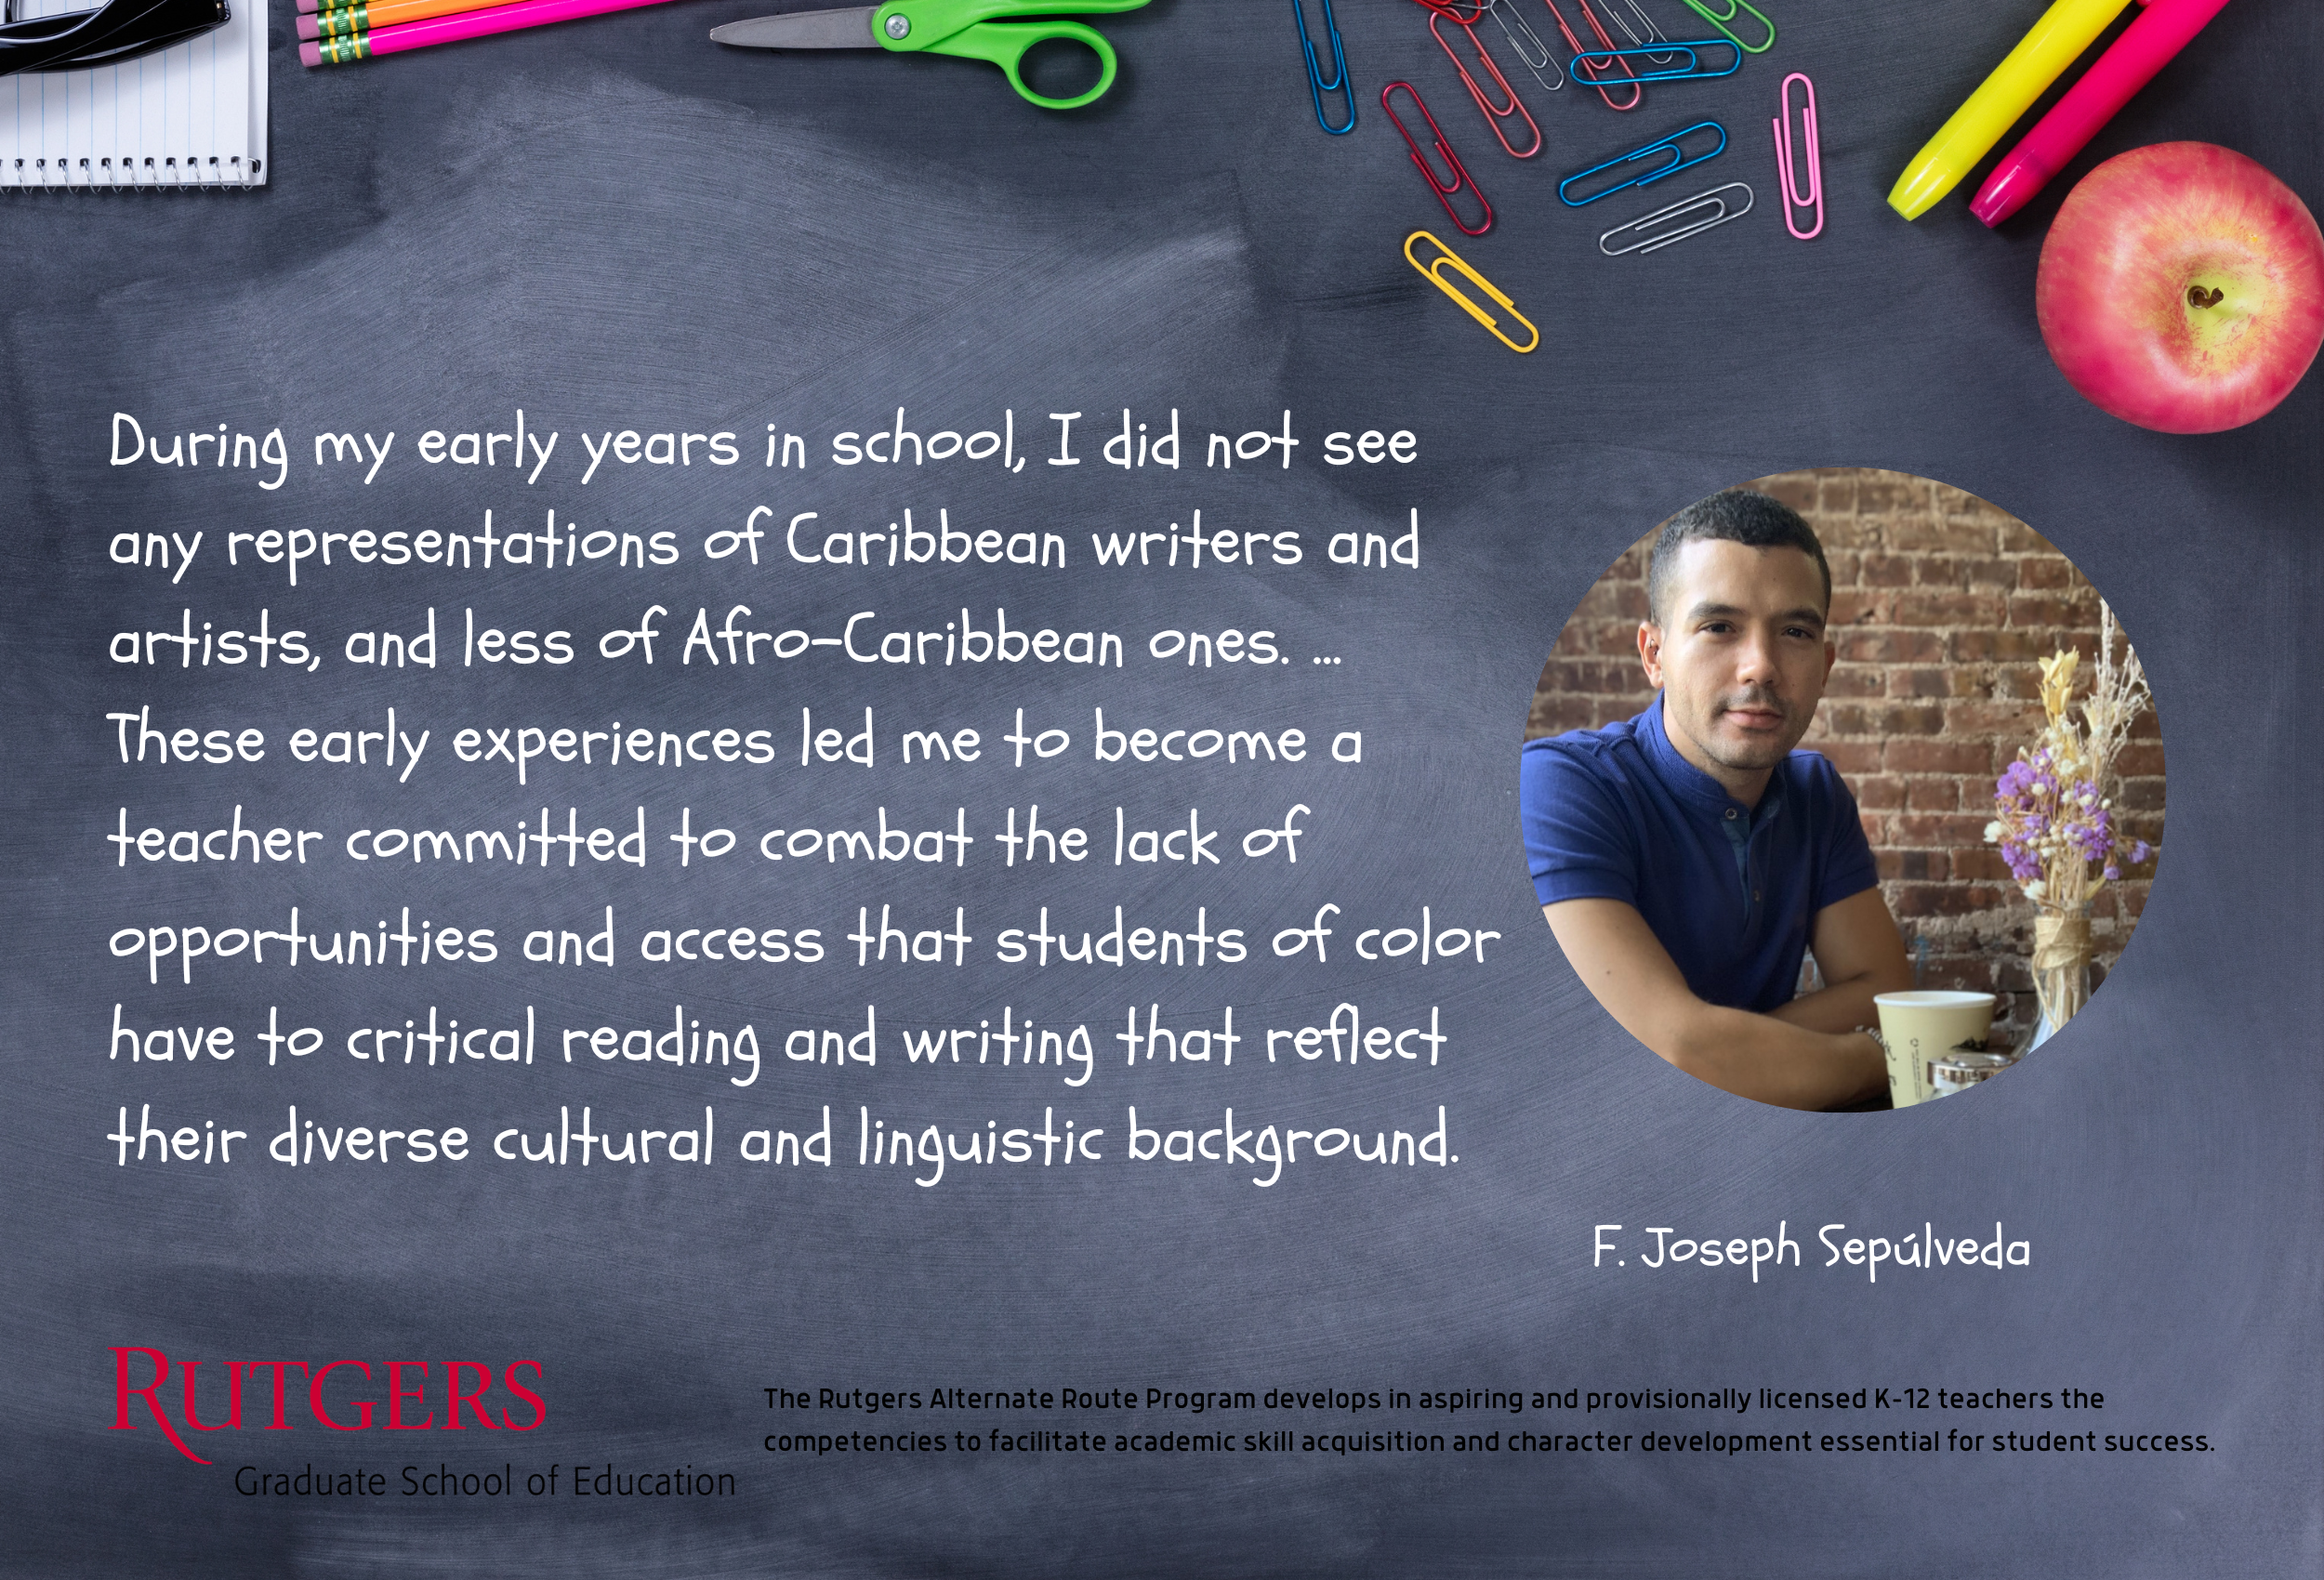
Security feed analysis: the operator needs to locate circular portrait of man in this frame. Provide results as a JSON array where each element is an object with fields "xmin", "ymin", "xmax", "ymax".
[{"xmin": 1520, "ymin": 471, "xmax": 2162, "ymax": 1113}]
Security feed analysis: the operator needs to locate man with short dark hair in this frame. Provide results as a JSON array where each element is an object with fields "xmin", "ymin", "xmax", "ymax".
[{"xmin": 1521, "ymin": 490, "xmax": 1912, "ymax": 1110}]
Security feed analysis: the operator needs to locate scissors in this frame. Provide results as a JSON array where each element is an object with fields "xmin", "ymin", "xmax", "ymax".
[{"xmin": 711, "ymin": 0, "xmax": 1151, "ymax": 111}]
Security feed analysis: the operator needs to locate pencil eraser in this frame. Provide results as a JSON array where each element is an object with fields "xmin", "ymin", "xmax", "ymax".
[
  {"xmin": 296, "ymin": 12, "xmax": 319, "ymax": 38},
  {"xmin": 299, "ymin": 39, "xmax": 323, "ymax": 65},
  {"xmin": 296, "ymin": 0, "xmax": 318, "ymax": 12}
]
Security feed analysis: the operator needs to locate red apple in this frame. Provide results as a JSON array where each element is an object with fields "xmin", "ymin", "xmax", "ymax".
[{"xmin": 2036, "ymin": 142, "xmax": 2324, "ymax": 433}]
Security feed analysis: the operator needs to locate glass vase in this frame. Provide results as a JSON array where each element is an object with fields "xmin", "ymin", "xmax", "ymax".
[{"xmin": 2027, "ymin": 904, "xmax": 2093, "ymax": 1050}]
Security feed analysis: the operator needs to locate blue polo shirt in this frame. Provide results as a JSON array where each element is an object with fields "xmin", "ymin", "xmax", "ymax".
[{"xmin": 1520, "ymin": 696, "xmax": 1879, "ymax": 1013}]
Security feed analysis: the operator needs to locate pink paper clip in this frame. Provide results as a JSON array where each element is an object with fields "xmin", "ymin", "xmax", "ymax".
[
  {"xmin": 1428, "ymin": 7, "xmax": 1543, "ymax": 158},
  {"xmin": 1382, "ymin": 81, "xmax": 1494, "ymax": 236},
  {"xmin": 1773, "ymin": 71, "xmax": 1823, "ymax": 239}
]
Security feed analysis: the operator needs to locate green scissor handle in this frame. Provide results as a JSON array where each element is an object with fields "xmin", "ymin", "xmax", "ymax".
[
  {"xmin": 872, "ymin": 0, "xmax": 1151, "ymax": 110},
  {"xmin": 932, "ymin": 20, "xmax": 1118, "ymax": 110}
]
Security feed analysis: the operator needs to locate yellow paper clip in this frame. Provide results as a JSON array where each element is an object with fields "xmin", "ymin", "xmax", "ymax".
[{"xmin": 1403, "ymin": 230, "xmax": 1538, "ymax": 353}]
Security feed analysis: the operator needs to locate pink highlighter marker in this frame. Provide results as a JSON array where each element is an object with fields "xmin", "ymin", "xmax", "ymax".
[{"xmin": 1971, "ymin": 0, "xmax": 2234, "ymax": 226}]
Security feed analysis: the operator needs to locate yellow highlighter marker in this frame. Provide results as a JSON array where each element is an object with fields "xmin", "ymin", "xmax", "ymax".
[{"xmin": 1888, "ymin": 0, "xmax": 2134, "ymax": 220}]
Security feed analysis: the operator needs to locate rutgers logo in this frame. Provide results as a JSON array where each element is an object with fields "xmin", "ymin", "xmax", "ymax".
[{"xmin": 112, "ymin": 1348, "xmax": 545, "ymax": 1465}]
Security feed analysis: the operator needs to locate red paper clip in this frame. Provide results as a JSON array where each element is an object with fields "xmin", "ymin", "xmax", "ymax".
[
  {"xmin": 1773, "ymin": 71, "xmax": 1823, "ymax": 239},
  {"xmin": 1428, "ymin": 7, "xmax": 1542, "ymax": 159},
  {"xmin": 1382, "ymin": 81, "xmax": 1493, "ymax": 236},
  {"xmin": 1406, "ymin": 0, "xmax": 1487, "ymax": 22},
  {"xmin": 1539, "ymin": 0, "xmax": 1642, "ymax": 110}
]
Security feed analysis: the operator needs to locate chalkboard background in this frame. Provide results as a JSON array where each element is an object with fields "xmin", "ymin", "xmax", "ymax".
[{"xmin": 5, "ymin": 1, "xmax": 2318, "ymax": 1573}]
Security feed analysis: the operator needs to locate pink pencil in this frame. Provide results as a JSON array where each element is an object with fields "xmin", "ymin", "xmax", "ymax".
[{"xmin": 300, "ymin": 0, "xmax": 682, "ymax": 64}]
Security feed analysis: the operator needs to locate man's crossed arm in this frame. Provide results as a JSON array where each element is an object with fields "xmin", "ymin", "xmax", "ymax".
[{"xmin": 1544, "ymin": 887, "xmax": 1913, "ymax": 1111}]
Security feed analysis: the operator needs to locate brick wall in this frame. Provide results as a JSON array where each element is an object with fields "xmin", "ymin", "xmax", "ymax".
[{"xmin": 1525, "ymin": 467, "xmax": 2166, "ymax": 1045}]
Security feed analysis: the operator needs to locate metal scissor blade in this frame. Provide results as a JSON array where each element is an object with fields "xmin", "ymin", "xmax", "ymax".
[{"xmin": 709, "ymin": 5, "xmax": 876, "ymax": 47}]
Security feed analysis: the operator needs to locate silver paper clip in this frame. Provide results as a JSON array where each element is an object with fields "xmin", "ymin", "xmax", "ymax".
[
  {"xmin": 1773, "ymin": 71, "xmax": 1822, "ymax": 239},
  {"xmin": 1479, "ymin": 0, "xmax": 1562, "ymax": 93},
  {"xmin": 1600, "ymin": 0, "xmax": 1679, "ymax": 65},
  {"xmin": 1598, "ymin": 180, "xmax": 1754, "ymax": 255}
]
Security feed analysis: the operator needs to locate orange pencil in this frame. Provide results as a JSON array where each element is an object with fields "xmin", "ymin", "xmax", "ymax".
[{"xmin": 296, "ymin": 0, "xmax": 522, "ymax": 36}]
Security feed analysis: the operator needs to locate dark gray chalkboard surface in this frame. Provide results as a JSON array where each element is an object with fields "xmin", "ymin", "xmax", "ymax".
[{"xmin": 5, "ymin": 1, "xmax": 2318, "ymax": 1573}]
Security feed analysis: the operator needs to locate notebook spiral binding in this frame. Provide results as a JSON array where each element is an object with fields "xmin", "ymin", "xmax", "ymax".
[{"xmin": 6, "ymin": 151, "xmax": 258, "ymax": 186}]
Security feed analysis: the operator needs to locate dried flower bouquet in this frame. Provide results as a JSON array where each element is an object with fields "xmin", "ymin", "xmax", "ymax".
[{"xmin": 1984, "ymin": 602, "xmax": 2156, "ymax": 1036}]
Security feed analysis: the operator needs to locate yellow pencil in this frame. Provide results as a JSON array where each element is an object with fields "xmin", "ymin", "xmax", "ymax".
[{"xmin": 1888, "ymin": 0, "xmax": 2134, "ymax": 220}]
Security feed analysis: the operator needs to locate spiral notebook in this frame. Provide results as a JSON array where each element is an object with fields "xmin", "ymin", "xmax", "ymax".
[{"xmin": 0, "ymin": 0, "xmax": 267, "ymax": 189}]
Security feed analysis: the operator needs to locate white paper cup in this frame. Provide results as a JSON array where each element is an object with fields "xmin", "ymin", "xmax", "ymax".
[{"xmin": 1874, "ymin": 991, "xmax": 1998, "ymax": 1108}]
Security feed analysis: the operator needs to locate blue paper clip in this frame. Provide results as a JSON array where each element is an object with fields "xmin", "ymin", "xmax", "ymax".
[
  {"xmin": 1291, "ymin": 0, "xmax": 1356, "ymax": 135},
  {"xmin": 1557, "ymin": 121, "xmax": 1726, "ymax": 207},
  {"xmin": 1567, "ymin": 39, "xmax": 1739, "ymax": 83}
]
